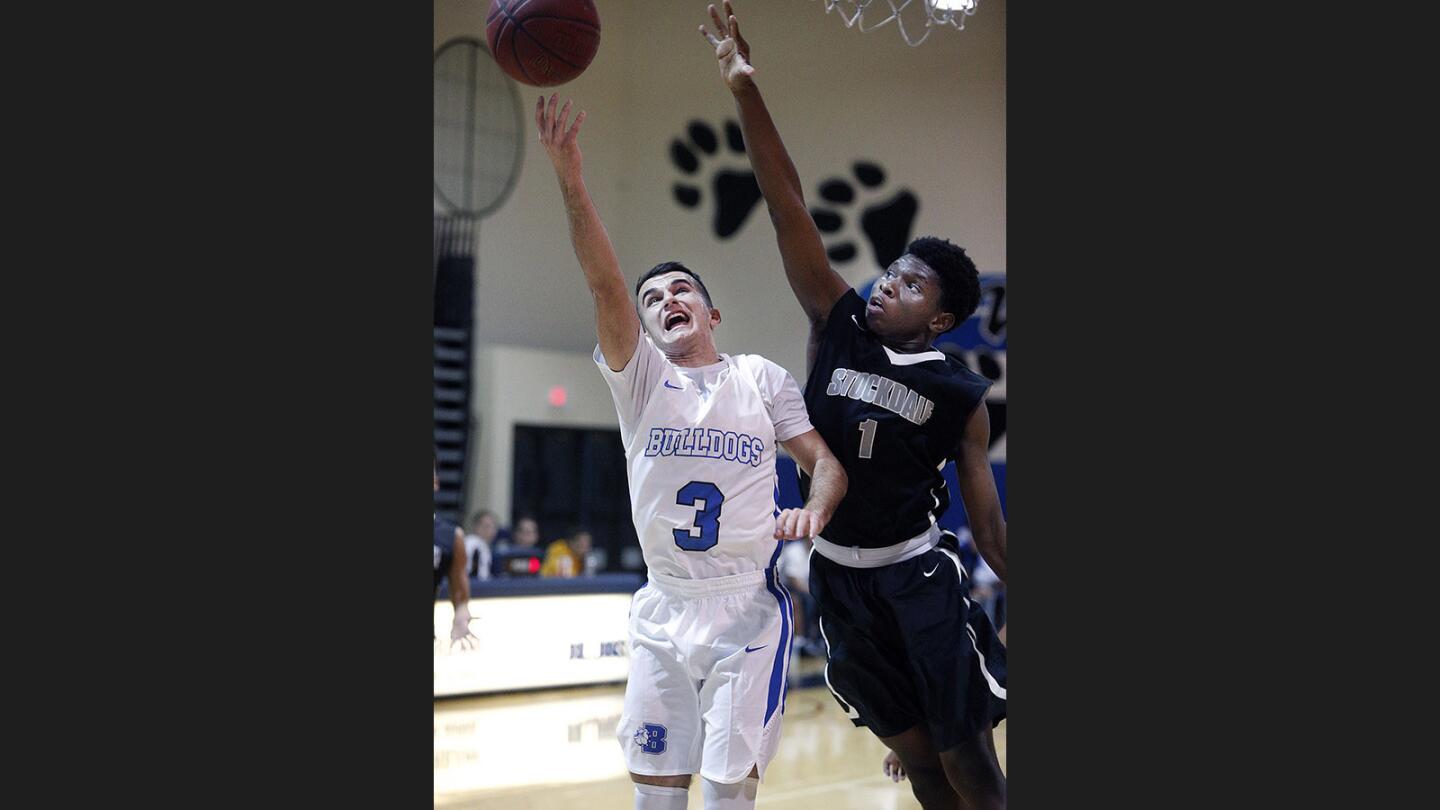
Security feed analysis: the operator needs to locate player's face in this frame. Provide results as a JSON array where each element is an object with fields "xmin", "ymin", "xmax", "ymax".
[
  {"xmin": 637, "ymin": 272, "xmax": 718, "ymax": 352},
  {"xmin": 865, "ymin": 255, "xmax": 949, "ymax": 340}
]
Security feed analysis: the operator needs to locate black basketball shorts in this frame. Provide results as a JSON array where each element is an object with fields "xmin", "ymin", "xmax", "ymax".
[{"xmin": 809, "ymin": 530, "xmax": 1007, "ymax": 752}]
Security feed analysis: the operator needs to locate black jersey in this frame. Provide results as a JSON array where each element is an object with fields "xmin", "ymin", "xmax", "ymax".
[
  {"xmin": 800, "ymin": 290, "xmax": 991, "ymax": 549},
  {"xmin": 434, "ymin": 515, "xmax": 459, "ymax": 592}
]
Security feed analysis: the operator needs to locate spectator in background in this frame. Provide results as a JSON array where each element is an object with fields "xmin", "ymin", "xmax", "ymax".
[
  {"xmin": 500, "ymin": 516, "xmax": 539, "ymax": 553},
  {"xmin": 463, "ymin": 509, "xmax": 498, "ymax": 581},
  {"xmin": 493, "ymin": 515, "xmax": 542, "ymax": 578},
  {"xmin": 541, "ymin": 526, "xmax": 595, "ymax": 578}
]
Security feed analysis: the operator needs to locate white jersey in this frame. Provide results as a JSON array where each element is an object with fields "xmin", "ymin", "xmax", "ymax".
[{"xmin": 595, "ymin": 331, "xmax": 813, "ymax": 580}]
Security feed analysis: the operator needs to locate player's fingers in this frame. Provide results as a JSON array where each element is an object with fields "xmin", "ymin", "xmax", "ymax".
[
  {"xmin": 729, "ymin": 14, "xmax": 740, "ymax": 42},
  {"xmin": 566, "ymin": 110, "xmax": 586, "ymax": 142},
  {"xmin": 709, "ymin": 4, "xmax": 725, "ymax": 34},
  {"xmin": 546, "ymin": 93, "xmax": 559, "ymax": 135},
  {"xmin": 555, "ymin": 98, "xmax": 572, "ymax": 139},
  {"xmin": 535, "ymin": 95, "xmax": 547, "ymax": 136},
  {"xmin": 699, "ymin": 24, "xmax": 719, "ymax": 47}
]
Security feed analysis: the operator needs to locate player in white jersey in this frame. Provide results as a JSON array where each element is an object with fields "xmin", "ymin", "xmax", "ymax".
[{"xmin": 536, "ymin": 94, "xmax": 848, "ymax": 810}]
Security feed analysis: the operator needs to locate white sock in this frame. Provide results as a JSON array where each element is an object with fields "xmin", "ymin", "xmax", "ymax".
[
  {"xmin": 701, "ymin": 776, "xmax": 759, "ymax": 810},
  {"xmin": 634, "ymin": 782, "xmax": 689, "ymax": 810}
]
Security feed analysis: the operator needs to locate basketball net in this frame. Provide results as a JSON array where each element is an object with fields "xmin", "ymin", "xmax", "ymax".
[{"xmin": 812, "ymin": 0, "xmax": 977, "ymax": 46}]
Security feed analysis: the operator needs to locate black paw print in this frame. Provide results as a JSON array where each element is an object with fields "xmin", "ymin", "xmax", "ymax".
[
  {"xmin": 669, "ymin": 120, "xmax": 763, "ymax": 239},
  {"xmin": 809, "ymin": 162, "xmax": 919, "ymax": 268}
]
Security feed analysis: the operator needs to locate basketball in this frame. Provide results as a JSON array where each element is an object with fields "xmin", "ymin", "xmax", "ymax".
[{"xmin": 486, "ymin": 0, "xmax": 602, "ymax": 87}]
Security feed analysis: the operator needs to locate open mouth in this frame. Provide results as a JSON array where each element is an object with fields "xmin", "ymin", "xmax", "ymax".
[
  {"xmin": 867, "ymin": 296, "xmax": 884, "ymax": 313},
  {"xmin": 664, "ymin": 311, "xmax": 691, "ymax": 332}
]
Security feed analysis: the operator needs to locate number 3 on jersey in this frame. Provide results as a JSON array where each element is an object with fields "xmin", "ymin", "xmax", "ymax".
[{"xmin": 674, "ymin": 481, "xmax": 725, "ymax": 551}]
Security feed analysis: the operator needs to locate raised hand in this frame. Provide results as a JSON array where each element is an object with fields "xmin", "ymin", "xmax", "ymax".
[
  {"xmin": 698, "ymin": 1, "xmax": 754, "ymax": 92},
  {"xmin": 534, "ymin": 93, "xmax": 588, "ymax": 173}
]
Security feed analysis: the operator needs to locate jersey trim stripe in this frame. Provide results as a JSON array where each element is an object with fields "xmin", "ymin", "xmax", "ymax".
[
  {"xmin": 881, "ymin": 344, "xmax": 947, "ymax": 365},
  {"xmin": 762, "ymin": 541, "xmax": 791, "ymax": 724},
  {"xmin": 817, "ymin": 616, "xmax": 860, "ymax": 720},
  {"xmin": 936, "ymin": 545, "xmax": 1006, "ymax": 700},
  {"xmin": 845, "ymin": 315, "xmax": 948, "ymax": 365}
]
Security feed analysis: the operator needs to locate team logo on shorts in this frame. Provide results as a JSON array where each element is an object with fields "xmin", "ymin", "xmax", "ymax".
[{"xmin": 633, "ymin": 723, "xmax": 667, "ymax": 755}]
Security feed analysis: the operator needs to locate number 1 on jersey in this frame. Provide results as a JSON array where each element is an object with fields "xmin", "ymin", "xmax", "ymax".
[
  {"xmin": 674, "ymin": 481, "xmax": 725, "ymax": 551},
  {"xmin": 857, "ymin": 418, "xmax": 878, "ymax": 459}
]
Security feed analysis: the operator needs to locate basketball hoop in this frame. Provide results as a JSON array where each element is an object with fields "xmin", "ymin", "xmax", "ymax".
[{"xmin": 812, "ymin": 0, "xmax": 977, "ymax": 47}]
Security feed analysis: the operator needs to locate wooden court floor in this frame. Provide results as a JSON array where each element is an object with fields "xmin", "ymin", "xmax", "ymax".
[{"xmin": 435, "ymin": 659, "xmax": 1006, "ymax": 808}]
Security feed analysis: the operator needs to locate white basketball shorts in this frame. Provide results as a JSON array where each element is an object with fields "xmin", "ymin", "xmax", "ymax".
[{"xmin": 616, "ymin": 567, "xmax": 794, "ymax": 783}]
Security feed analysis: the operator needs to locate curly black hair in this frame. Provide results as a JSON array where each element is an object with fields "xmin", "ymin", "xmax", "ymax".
[
  {"xmin": 634, "ymin": 261, "xmax": 713, "ymax": 308},
  {"xmin": 904, "ymin": 236, "xmax": 980, "ymax": 329}
]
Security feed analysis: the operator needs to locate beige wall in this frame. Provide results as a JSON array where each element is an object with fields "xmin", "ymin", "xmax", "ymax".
[{"xmin": 436, "ymin": 0, "xmax": 1005, "ymax": 521}]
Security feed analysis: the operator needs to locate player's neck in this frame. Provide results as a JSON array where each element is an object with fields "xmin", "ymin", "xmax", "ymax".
[
  {"xmin": 666, "ymin": 347, "xmax": 723, "ymax": 368},
  {"xmin": 881, "ymin": 332, "xmax": 936, "ymax": 354},
  {"xmin": 664, "ymin": 334, "xmax": 722, "ymax": 368}
]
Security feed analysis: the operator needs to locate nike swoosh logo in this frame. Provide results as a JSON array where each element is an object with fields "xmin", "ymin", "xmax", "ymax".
[
  {"xmin": 664, "ymin": 380, "xmax": 683, "ymax": 390},
  {"xmin": 744, "ymin": 644, "xmax": 767, "ymax": 653},
  {"xmin": 923, "ymin": 565, "xmax": 940, "ymax": 577}
]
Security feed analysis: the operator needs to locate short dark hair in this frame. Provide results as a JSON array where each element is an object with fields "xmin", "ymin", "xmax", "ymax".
[
  {"xmin": 634, "ymin": 261, "xmax": 713, "ymax": 308},
  {"xmin": 905, "ymin": 236, "xmax": 980, "ymax": 328}
]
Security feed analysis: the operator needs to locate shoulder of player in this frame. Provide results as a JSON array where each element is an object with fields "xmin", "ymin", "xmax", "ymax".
[
  {"xmin": 729, "ymin": 352, "xmax": 779, "ymax": 374},
  {"xmin": 928, "ymin": 357, "xmax": 993, "ymax": 410}
]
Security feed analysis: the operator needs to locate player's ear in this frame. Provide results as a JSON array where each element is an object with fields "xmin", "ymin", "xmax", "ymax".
[
  {"xmin": 710, "ymin": 307, "xmax": 722, "ymax": 327},
  {"xmin": 930, "ymin": 310, "xmax": 955, "ymax": 335}
]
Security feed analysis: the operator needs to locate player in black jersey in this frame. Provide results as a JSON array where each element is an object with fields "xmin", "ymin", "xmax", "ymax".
[
  {"xmin": 701, "ymin": 4, "xmax": 1006, "ymax": 807},
  {"xmin": 436, "ymin": 463, "xmax": 478, "ymax": 649}
]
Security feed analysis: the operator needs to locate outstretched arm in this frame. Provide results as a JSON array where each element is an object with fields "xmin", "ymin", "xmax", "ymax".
[
  {"xmin": 776, "ymin": 429, "xmax": 847, "ymax": 540},
  {"xmin": 955, "ymin": 404, "xmax": 1006, "ymax": 582},
  {"xmin": 535, "ymin": 94, "xmax": 640, "ymax": 371},
  {"xmin": 700, "ymin": 3, "xmax": 849, "ymax": 356}
]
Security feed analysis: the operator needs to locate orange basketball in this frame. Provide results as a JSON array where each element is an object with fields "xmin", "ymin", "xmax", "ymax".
[{"xmin": 486, "ymin": 0, "xmax": 602, "ymax": 87}]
